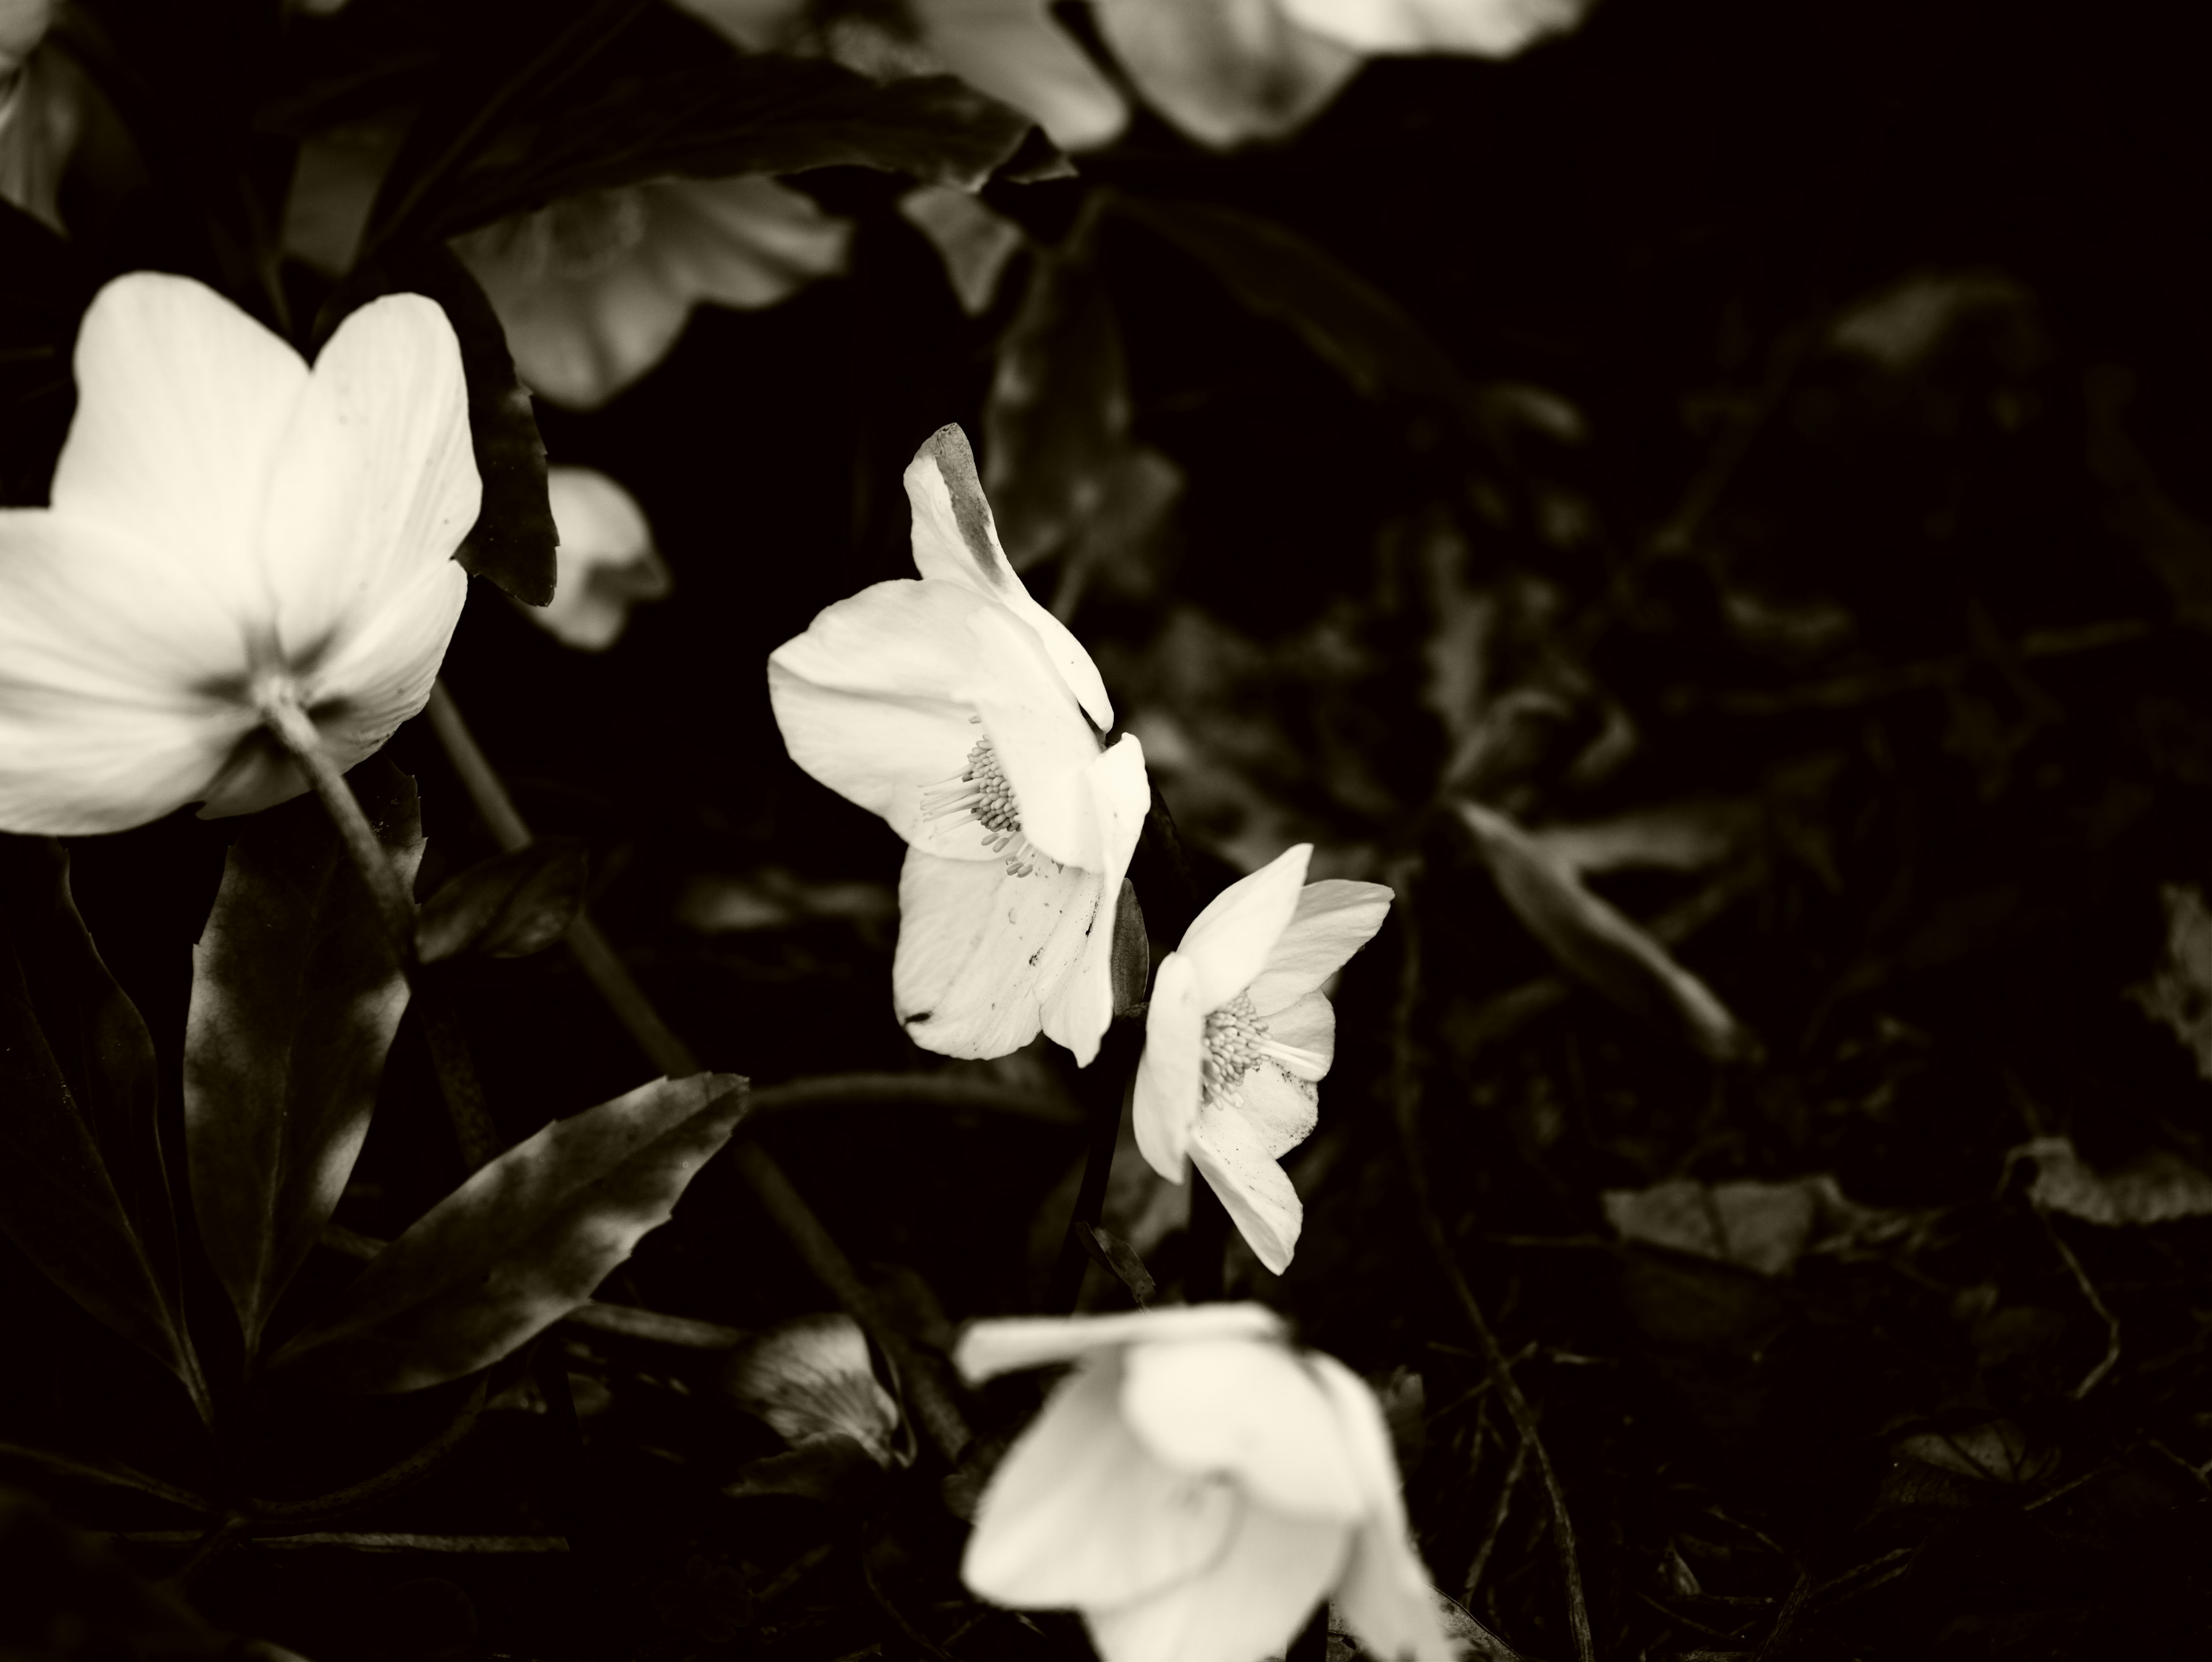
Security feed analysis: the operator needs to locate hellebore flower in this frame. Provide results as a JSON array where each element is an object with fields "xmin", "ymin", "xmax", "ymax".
[
  {"xmin": 0, "ymin": 272, "xmax": 479, "ymax": 835},
  {"xmin": 1134, "ymin": 845, "xmax": 1392, "ymax": 1273},
  {"xmin": 768, "ymin": 424, "xmax": 1148, "ymax": 1066},
  {"xmin": 956, "ymin": 1304, "xmax": 1453, "ymax": 1662},
  {"xmin": 528, "ymin": 467, "xmax": 670, "ymax": 652}
]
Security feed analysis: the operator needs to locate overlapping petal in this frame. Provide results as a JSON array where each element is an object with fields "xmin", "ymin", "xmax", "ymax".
[
  {"xmin": 1177, "ymin": 842, "xmax": 1312, "ymax": 1008},
  {"xmin": 1083, "ymin": 1500, "xmax": 1350, "ymax": 1662},
  {"xmin": 1189, "ymin": 1106, "xmax": 1307, "ymax": 1275},
  {"xmin": 1134, "ymin": 951, "xmax": 1206, "ymax": 1178},
  {"xmin": 1094, "ymin": 0, "xmax": 1359, "ymax": 152},
  {"xmin": 892, "ymin": 850, "xmax": 1101, "ymax": 1058},
  {"xmin": 954, "ymin": 1303, "xmax": 1285, "ymax": 1381},
  {"xmin": 1245, "ymin": 878, "xmax": 1395, "ymax": 1016},
  {"xmin": 915, "ymin": 0, "xmax": 1130, "ymax": 152},
  {"xmin": 1037, "ymin": 736, "xmax": 1152, "ymax": 1063}
]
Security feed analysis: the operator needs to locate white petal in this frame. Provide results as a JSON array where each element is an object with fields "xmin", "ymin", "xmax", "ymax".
[
  {"xmin": 967, "ymin": 603, "xmax": 1109, "ymax": 868},
  {"xmin": 1214, "ymin": 1060, "xmax": 1319, "ymax": 1163},
  {"xmin": 1189, "ymin": 1101, "xmax": 1306, "ymax": 1276},
  {"xmin": 1304, "ymin": 1354, "xmax": 1456, "ymax": 1662},
  {"xmin": 1040, "ymin": 735, "xmax": 1152, "ymax": 1066},
  {"xmin": 1280, "ymin": 0, "xmax": 1590, "ymax": 57},
  {"xmin": 963, "ymin": 1352, "xmax": 1240, "ymax": 1611},
  {"xmin": 262, "ymin": 292, "xmax": 478, "ymax": 689},
  {"xmin": 1120, "ymin": 1337, "xmax": 1366, "ymax": 1521},
  {"xmin": 914, "ymin": 0, "xmax": 1130, "ymax": 151},
  {"xmin": 1263, "ymin": 992, "xmax": 1337, "ymax": 1082},
  {"xmin": 1134, "ymin": 951, "xmax": 1204, "ymax": 1178},
  {"xmin": 1245, "ymin": 879, "xmax": 1393, "ymax": 1017},
  {"xmin": 892, "ymin": 847, "xmax": 1098, "ymax": 1059},
  {"xmin": 954, "ymin": 1304, "xmax": 1285, "ymax": 1383},
  {"xmin": 642, "ymin": 176, "xmax": 850, "ymax": 311},
  {"xmin": 48, "ymin": 273, "xmax": 307, "ymax": 630},
  {"xmin": 1084, "ymin": 1498, "xmax": 1350, "ymax": 1662},
  {"xmin": 1094, "ymin": 0, "xmax": 1359, "ymax": 152},
  {"xmin": 533, "ymin": 467, "xmax": 668, "ymax": 652},
  {"xmin": 1176, "ymin": 843, "xmax": 1312, "ymax": 1009},
  {"xmin": 904, "ymin": 424, "xmax": 1115, "ymax": 729},
  {"xmin": 0, "ymin": 510, "xmax": 258, "ymax": 833},
  {"xmin": 766, "ymin": 578, "xmax": 1005, "ymax": 855}
]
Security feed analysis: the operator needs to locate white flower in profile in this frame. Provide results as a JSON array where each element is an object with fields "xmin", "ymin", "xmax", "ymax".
[
  {"xmin": 0, "ymin": 272, "xmax": 478, "ymax": 835},
  {"xmin": 528, "ymin": 467, "xmax": 670, "ymax": 652},
  {"xmin": 1134, "ymin": 845, "xmax": 1392, "ymax": 1273},
  {"xmin": 768, "ymin": 424, "xmax": 1149, "ymax": 1066},
  {"xmin": 956, "ymin": 1304, "xmax": 1453, "ymax": 1662}
]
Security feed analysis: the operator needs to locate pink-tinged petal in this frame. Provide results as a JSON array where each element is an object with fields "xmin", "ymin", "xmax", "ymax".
[
  {"xmin": 1304, "ymin": 1353, "xmax": 1456, "ymax": 1662},
  {"xmin": 1189, "ymin": 1108, "xmax": 1304, "ymax": 1276},
  {"xmin": 1177, "ymin": 843, "xmax": 1312, "ymax": 1009},
  {"xmin": 955, "ymin": 1303, "xmax": 1285, "ymax": 1383},
  {"xmin": 904, "ymin": 424, "xmax": 1113, "ymax": 729},
  {"xmin": 963, "ymin": 1352, "xmax": 1240, "ymax": 1611},
  {"xmin": 891, "ymin": 847, "xmax": 1099, "ymax": 1060},
  {"xmin": 49, "ymin": 273, "xmax": 308, "ymax": 627},
  {"xmin": 766, "ymin": 578, "xmax": 1003, "ymax": 857},
  {"xmin": 1040, "ymin": 735, "xmax": 1152, "ymax": 1066},
  {"xmin": 1084, "ymin": 1498, "xmax": 1350, "ymax": 1662},
  {"xmin": 642, "ymin": 176, "xmax": 850, "ymax": 311},
  {"xmin": 1095, "ymin": 0, "xmax": 1359, "ymax": 152},
  {"xmin": 532, "ymin": 467, "xmax": 669, "ymax": 652},
  {"xmin": 967, "ymin": 603, "xmax": 1109, "ymax": 868},
  {"xmin": 1281, "ymin": 0, "xmax": 1590, "ymax": 56},
  {"xmin": 1263, "ymin": 991, "xmax": 1337, "ymax": 1082},
  {"xmin": 0, "ymin": 511, "xmax": 257, "ymax": 833},
  {"xmin": 1134, "ymin": 951, "xmax": 1204, "ymax": 1179},
  {"xmin": 262, "ymin": 292, "xmax": 477, "ymax": 682},
  {"xmin": 1120, "ymin": 1337, "xmax": 1366, "ymax": 1521},
  {"xmin": 915, "ymin": 0, "xmax": 1129, "ymax": 152},
  {"xmin": 1245, "ymin": 879, "xmax": 1393, "ymax": 1017}
]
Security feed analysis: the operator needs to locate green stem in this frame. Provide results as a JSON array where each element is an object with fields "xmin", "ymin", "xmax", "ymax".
[{"xmin": 1046, "ymin": 1017, "xmax": 1142, "ymax": 1311}]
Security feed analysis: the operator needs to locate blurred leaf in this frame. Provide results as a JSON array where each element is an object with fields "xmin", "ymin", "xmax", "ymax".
[
  {"xmin": 270, "ymin": 1072, "xmax": 748, "ymax": 1392},
  {"xmin": 0, "ymin": 1486, "xmax": 233, "ymax": 1661},
  {"xmin": 185, "ymin": 762, "xmax": 423, "ymax": 1359},
  {"xmin": 1602, "ymin": 1175, "xmax": 1896, "ymax": 1277},
  {"xmin": 2014, "ymin": 1137, "xmax": 2212, "ymax": 1227},
  {"xmin": 1892, "ymin": 1419, "xmax": 2057, "ymax": 1486},
  {"xmin": 2084, "ymin": 364, "xmax": 2212, "ymax": 629},
  {"xmin": 416, "ymin": 838, "xmax": 588, "ymax": 963},
  {"xmin": 1455, "ymin": 800, "xmax": 1762, "ymax": 1063},
  {"xmin": 1078, "ymin": 1224, "xmax": 1154, "ymax": 1308},
  {"xmin": 900, "ymin": 183, "xmax": 1025, "ymax": 316},
  {"xmin": 0, "ymin": 844, "xmax": 207, "ymax": 1415},
  {"xmin": 721, "ymin": 1434, "xmax": 881, "ymax": 1501},
  {"xmin": 2127, "ymin": 882, "xmax": 2212, "ymax": 1078},
  {"xmin": 1532, "ymin": 800, "xmax": 1755, "ymax": 876}
]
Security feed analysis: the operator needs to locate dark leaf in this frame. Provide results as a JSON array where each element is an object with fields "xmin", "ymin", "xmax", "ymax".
[
  {"xmin": 184, "ymin": 760, "xmax": 424, "ymax": 1359},
  {"xmin": 0, "ymin": 199, "xmax": 88, "ymax": 506},
  {"xmin": 721, "ymin": 1435, "xmax": 882, "ymax": 1502},
  {"xmin": 416, "ymin": 838, "xmax": 589, "ymax": 963},
  {"xmin": 0, "ymin": 847, "xmax": 207, "ymax": 1415},
  {"xmin": 270, "ymin": 1073, "xmax": 749, "ymax": 1392},
  {"xmin": 1079, "ymin": 1224, "xmax": 1155, "ymax": 1308},
  {"xmin": 1109, "ymin": 879, "xmax": 1148, "ymax": 1017}
]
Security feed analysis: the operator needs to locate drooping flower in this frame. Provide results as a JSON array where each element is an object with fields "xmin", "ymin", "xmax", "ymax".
[
  {"xmin": 0, "ymin": 272, "xmax": 479, "ymax": 835},
  {"xmin": 767, "ymin": 423, "xmax": 1149, "ymax": 1066},
  {"xmin": 1134, "ymin": 845, "xmax": 1392, "ymax": 1273},
  {"xmin": 528, "ymin": 467, "xmax": 669, "ymax": 652},
  {"xmin": 955, "ymin": 1304, "xmax": 1453, "ymax": 1662}
]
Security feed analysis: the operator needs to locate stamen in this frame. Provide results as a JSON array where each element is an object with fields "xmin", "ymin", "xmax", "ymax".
[
  {"xmin": 918, "ymin": 730, "xmax": 1059, "ymax": 877},
  {"xmin": 1200, "ymin": 993, "xmax": 1271, "ymax": 1108}
]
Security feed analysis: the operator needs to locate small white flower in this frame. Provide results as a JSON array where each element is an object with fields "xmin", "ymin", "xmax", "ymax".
[
  {"xmin": 768, "ymin": 424, "xmax": 1149, "ymax": 1066},
  {"xmin": 529, "ymin": 467, "xmax": 669, "ymax": 652},
  {"xmin": 0, "ymin": 273, "xmax": 478, "ymax": 835},
  {"xmin": 956, "ymin": 1304, "xmax": 1453, "ymax": 1662},
  {"xmin": 1134, "ymin": 845, "xmax": 1392, "ymax": 1273}
]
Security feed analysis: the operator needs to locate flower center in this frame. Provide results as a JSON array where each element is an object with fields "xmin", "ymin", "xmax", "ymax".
[
  {"xmin": 919, "ymin": 722, "xmax": 1059, "ymax": 877},
  {"xmin": 1201, "ymin": 991, "xmax": 1330, "ymax": 1107}
]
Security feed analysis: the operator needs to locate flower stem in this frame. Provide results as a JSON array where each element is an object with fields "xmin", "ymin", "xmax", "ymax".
[
  {"xmin": 1046, "ymin": 1017, "xmax": 1142, "ymax": 1311},
  {"xmin": 422, "ymin": 679, "xmax": 975, "ymax": 1464}
]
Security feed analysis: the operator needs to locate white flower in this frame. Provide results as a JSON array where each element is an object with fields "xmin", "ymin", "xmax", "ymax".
[
  {"xmin": 530, "ymin": 467, "xmax": 669, "ymax": 652},
  {"xmin": 0, "ymin": 273, "xmax": 478, "ymax": 835},
  {"xmin": 1134, "ymin": 845, "xmax": 1391, "ymax": 1273},
  {"xmin": 955, "ymin": 1304, "xmax": 1453, "ymax": 1662},
  {"xmin": 1281, "ymin": 0, "xmax": 1591, "ymax": 56},
  {"xmin": 767, "ymin": 424, "xmax": 1149, "ymax": 1066}
]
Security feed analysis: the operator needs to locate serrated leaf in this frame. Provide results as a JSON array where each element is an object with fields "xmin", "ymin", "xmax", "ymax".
[
  {"xmin": 1109, "ymin": 879, "xmax": 1149, "ymax": 1017},
  {"xmin": 271, "ymin": 1072, "xmax": 749, "ymax": 1392},
  {"xmin": 416, "ymin": 838, "xmax": 589, "ymax": 963},
  {"xmin": 0, "ymin": 841, "xmax": 207, "ymax": 1414},
  {"xmin": 1456, "ymin": 800, "xmax": 1762, "ymax": 1064},
  {"xmin": 185, "ymin": 762, "xmax": 424, "ymax": 1360}
]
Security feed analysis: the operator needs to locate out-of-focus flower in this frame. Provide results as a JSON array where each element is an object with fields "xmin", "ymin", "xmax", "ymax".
[
  {"xmin": 529, "ymin": 467, "xmax": 669, "ymax": 651},
  {"xmin": 1133, "ymin": 845, "xmax": 1391, "ymax": 1272},
  {"xmin": 721, "ymin": 1312, "xmax": 912, "ymax": 1468},
  {"xmin": 0, "ymin": 273, "xmax": 478, "ymax": 835},
  {"xmin": 0, "ymin": 0, "xmax": 51, "ymax": 73},
  {"xmin": 768, "ymin": 423, "xmax": 1149, "ymax": 1065},
  {"xmin": 955, "ymin": 1304, "xmax": 1452, "ymax": 1662},
  {"xmin": 1093, "ymin": 0, "xmax": 1358, "ymax": 150},
  {"xmin": 1280, "ymin": 0, "xmax": 1592, "ymax": 54},
  {"xmin": 451, "ymin": 177, "xmax": 851, "ymax": 410},
  {"xmin": 0, "ymin": 0, "xmax": 75, "ymax": 233},
  {"xmin": 899, "ymin": 183, "xmax": 1027, "ymax": 316}
]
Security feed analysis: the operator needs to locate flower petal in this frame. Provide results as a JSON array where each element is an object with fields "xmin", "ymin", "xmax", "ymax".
[
  {"xmin": 532, "ymin": 467, "xmax": 668, "ymax": 652},
  {"xmin": 904, "ymin": 423, "xmax": 1114, "ymax": 729},
  {"xmin": 1120, "ymin": 1337, "xmax": 1366, "ymax": 1521},
  {"xmin": 1305, "ymin": 1353, "xmax": 1456, "ymax": 1662},
  {"xmin": 1176, "ymin": 843, "xmax": 1312, "ymax": 1009},
  {"xmin": 49, "ymin": 272, "xmax": 307, "ymax": 627},
  {"xmin": 963, "ymin": 1351, "xmax": 1240, "ymax": 1611},
  {"xmin": 1189, "ymin": 1098, "xmax": 1306, "ymax": 1275},
  {"xmin": 1040, "ymin": 735, "xmax": 1152, "ymax": 1066},
  {"xmin": 967, "ymin": 602, "xmax": 1109, "ymax": 868},
  {"xmin": 1134, "ymin": 950, "xmax": 1204, "ymax": 1179},
  {"xmin": 642, "ymin": 176, "xmax": 850, "ymax": 311},
  {"xmin": 1246, "ymin": 879, "xmax": 1393, "ymax": 1017},
  {"xmin": 1279, "ymin": 0, "xmax": 1590, "ymax": 56},
  {"xmin": 954, "ymin": 1303, "xmax": 1285, "ymax": 1383},
  {"xmin": 1084, "ymin": 1497, "xmax": 1350, "ymax": 1662},
  {"xmin": 915, "ymin": 0, "xmax": 1130, "ymax": 152},
  {"xmin": 1094, "ymin": 0, "xmax": 1359, "ymax": 152},
  {"xmin": 1263, "ymin": 991, "xmax": 1337, "ymax": 1082},
  {"xmin": 766, "ymin": 578, "xmax": 1006, "ymax": 857},
  {"xmin": 0, "ymin": 511, "xmax": 258, "ymax": 833},
  {"xmin": 892, "ymin": 847, "xmax": 1099, "ymax": 1059}
]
